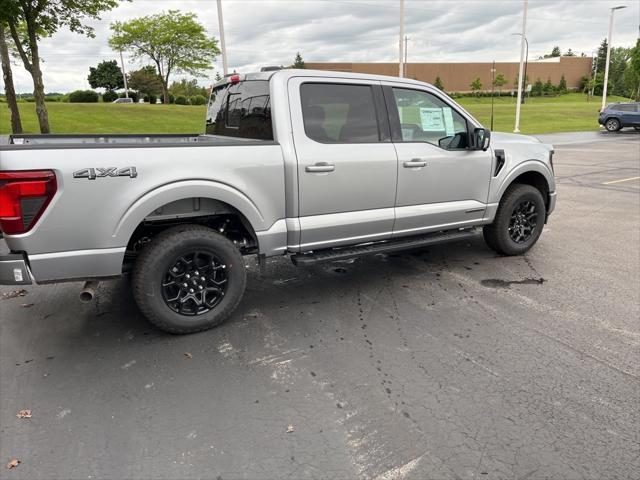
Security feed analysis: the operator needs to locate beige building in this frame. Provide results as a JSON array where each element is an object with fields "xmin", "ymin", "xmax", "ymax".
[{"xmin": 306, "ymin": 56, "xmax": 592, "ymax": 93}]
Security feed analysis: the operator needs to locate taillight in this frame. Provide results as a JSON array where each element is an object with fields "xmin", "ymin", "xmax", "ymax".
[
  {"xmin": 0, "ymin": 170, "xmax": 57, "ymax": 235},
  {"xmin": 229, "ymin": 74, "xmax": 240, "ymax": 84}
]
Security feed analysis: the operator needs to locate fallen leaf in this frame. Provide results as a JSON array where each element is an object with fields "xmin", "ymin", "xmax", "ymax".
[
  {"xmin": 6, "ymin": 459, "xmax": 20, "ymax": 469},
  {"xmin": 286, "ymin": 424, "xmax": 295, "ymax": 433},
  {"xmin": 184, "ymin": 352, "xmax": 193, "ymax": 359},
  {"xmin": 16, "ymin": 409, "xmax": 31, "ymax": 419},
  {"xmin": 1, "ymin": 289, "xmax": 27, "ymax": 300},
  {"xmin": 20, "ymin": 303, "xmax": 34, "ymax": 308}
]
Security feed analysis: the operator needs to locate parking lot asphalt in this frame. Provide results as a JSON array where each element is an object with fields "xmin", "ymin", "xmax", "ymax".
[{"xmin": 1, "ymin": 131, "xmax": 639, "ymax": 480}]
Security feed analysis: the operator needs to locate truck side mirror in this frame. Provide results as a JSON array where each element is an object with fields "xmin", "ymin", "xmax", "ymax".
[{"xmin": 472, "ymin": 128, "xmax": 491, "ymax": 151}]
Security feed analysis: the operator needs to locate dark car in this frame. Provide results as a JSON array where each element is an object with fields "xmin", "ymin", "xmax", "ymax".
[{"xmin": 598, "ymin": 102, "xmax": 640, "ymax": 132}]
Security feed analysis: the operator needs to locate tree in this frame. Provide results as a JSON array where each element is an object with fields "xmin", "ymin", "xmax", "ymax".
[
  {"xmin": 214, "ymin": 71, "xmax": 222, "ymax": 82},
  {"xmin": 0, "ymin": 0, "xmax": 120, "ymax": 133},
  {"xmin": 541, "ymin": 46, "xmax": 562, "ymax": 59},
  {"xmin": 532, "ymin": 78, "xmax": 544, "ymax": 96},
  {"xmin": 470, "ymin": 77, "xmax": 482, "ymax": 96},
  {"xmin": 492, "ymin": 73, "xmax": 507, "ymax": 96},
  {"xmin": 127, "ymin": 66, "xmax": 163, "ymax": 97},
  {"xmin": 543, "ymin": 78, "xmax": 554, "ymax": 95},
  {"xmin": 109, "ymin": 10, "xmax": 219, "ymax": 104},
  {"xmin": 169, "ymin": 78, "xmax": 207, "ymax": 98},
  {"xmin": 292, "ymin": 52, "xmax": 305, "ymax": 69},
  {"xmin": 630, "ymin": 38, "xmax": 640, "ymax": 99},
  {"xmin": 558, "ymin": 74, "xmax": 567, "ymax": 93},
  {"xmin": 434, "ymin": 76, "xmax": 444, "ymax": 91},
  {"xmin": 0, "ymin": 23, "xmax": 21, "ymax": 133},
  {"xmin": 88, "ymin": 60, "xmax": 124, "ymax": 92},
  {"xmin": 565, "ymin": 48, "xmax": 575, "ymax": 57},
  {"xmin": 595, "ymin": 38, "xmax": 608, "ymax": 74}
]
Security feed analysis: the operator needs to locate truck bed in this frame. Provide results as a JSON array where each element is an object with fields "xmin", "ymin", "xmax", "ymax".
[{"xmin": 3, "ymin": 133, "xmax": 269, "ymax": 149}]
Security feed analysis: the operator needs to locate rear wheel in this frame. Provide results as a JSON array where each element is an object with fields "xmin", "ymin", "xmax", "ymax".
[
  {"xmin": 483, "ymin": 184, "xmax": 546, "ymax": 256},
  {"xmin": 605, "ymin": 118, "xmax": 621, "ymax": 132},
  {"xmin": 132, "ymin": 225, "xmax": 246, "ymax": 334}
]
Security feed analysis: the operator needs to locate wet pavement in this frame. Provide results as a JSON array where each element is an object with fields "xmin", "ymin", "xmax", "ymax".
[{"xmin": 1, "ymin": 131, "xmax": 639, "ymax": 479}]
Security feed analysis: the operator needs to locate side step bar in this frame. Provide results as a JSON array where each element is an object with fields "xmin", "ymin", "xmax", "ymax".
[{"xmin": 291, "ymin": 228, "xmax": 480, "ymax": 266}]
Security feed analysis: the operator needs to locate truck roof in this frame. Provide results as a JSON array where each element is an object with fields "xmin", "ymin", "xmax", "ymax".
[{"xmin": 216, "ymin": 68, "xmax": 436, "ymax": 90}]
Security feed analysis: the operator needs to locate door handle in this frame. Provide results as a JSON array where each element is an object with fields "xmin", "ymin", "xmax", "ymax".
[
  {"xmin": 403, "ymin": 159, "xmax": 428, "ymax": 168},
  {"xmin": 306, "ymin": 162, "xmax": 335, "ymax": 173}
]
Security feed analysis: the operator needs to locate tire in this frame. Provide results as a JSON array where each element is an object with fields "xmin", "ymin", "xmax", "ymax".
[
  {"xmin": 634, "ymin": 126, "xmax": 640, "ymax": 131},
  {"xmin": 131, "ymin": 225, "xmax": 246, "ymax": 334},
  {"xmin": 604, "ymin": 118, "xmax": 621, "ymax": 132},
  {"xmin": 483, "ymin": 183, "xmax": 546, "ymax": 256}
]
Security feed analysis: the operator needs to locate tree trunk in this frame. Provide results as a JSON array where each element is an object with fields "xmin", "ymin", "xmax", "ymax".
[
  {"xmin": 27, "ymin": 23, "xmax": 49, "ymax": 133},
  {"xmin": 162, "ymin": 81, "xmax": 169, "ymax": 104},
  {"xmin": 0, "ymin": 25, "xmax": 22, "ymax": 134}
]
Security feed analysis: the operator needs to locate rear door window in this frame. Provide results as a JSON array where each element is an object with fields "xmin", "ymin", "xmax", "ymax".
[
  {"xmin": 206, "ymin": 80, "xmax": 273, "ymax": 140},
  {"xmin": 300, "ymin": 83, "xmax": 381, "ymax": 143}
]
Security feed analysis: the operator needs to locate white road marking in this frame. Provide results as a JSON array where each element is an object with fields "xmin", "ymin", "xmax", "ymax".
[{"xmin": 603, "ymin": 176, "xmax": 640, "ymax": 185}]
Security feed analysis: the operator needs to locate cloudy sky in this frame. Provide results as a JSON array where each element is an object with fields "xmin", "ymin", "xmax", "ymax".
[{"xmin": 4, "ymin": 0, "xmax": 640, "ymax": 93}]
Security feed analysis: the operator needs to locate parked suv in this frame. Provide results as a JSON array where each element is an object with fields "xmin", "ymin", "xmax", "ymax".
[{"xmin": 598, "ymin": 102, "xmax": 640, "ymax": 132}]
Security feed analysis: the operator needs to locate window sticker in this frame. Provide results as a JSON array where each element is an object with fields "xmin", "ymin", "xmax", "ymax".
[
  {"xmin": 419, "ymin": 107, "xmax": 445, "ymax": 132},
  {"xmin": 442, "ymin": 107, "xmax": 455, "ymax": 137}
]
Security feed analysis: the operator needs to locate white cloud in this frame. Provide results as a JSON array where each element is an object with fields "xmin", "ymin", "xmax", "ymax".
[{"xmin": 3, "ymin": 0, "xmax": 639, "ymax": 93}]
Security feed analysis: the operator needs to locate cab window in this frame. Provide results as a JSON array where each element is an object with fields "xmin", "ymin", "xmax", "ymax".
[
  {"xmin": 391, "ymin": 88, "xmax": 469, "ymax": 149},
  {"xmin": 205, "ymin": 80, "xmax": 273, "ymax": 140},
  {"xmin": 300, "ymin": 83, "xmax": 381, "ymax": 143}
]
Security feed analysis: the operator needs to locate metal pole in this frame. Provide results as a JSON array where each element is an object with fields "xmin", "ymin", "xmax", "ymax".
[
  {"xmin": 217, "ymin": 0, "xmax": 229, "ymax": 76},
  {"xmin": 491, "ymin": 61, "xmax": 496, "ymax": 131},
  {"xmin": 399, "ymin": 0, "xmax": 404, "ymax": 77},
  {"xmin": 514, "ymin": 0, "xmax": 528, "ymax": 133},
  {"xmin": 119, "ymin": 51, "xmax": 129, "ymax": 99},
  {"xmin": 602, "ymin": 6, "xmax": 627, "ymax": 109},
  {"xmin": 522, "ymin": 36, "xmax": 528, "ymax": 104},
  {"xmin": 404, "ymin": 35, "xmax": 408, "ymax": 74}
]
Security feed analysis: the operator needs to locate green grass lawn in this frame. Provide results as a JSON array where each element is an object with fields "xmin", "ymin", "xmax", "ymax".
[{"xmin": 0, "ymin": 93, "xmax": 632, "ymax": 135}]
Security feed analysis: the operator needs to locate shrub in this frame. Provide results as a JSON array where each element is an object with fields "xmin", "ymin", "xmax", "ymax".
[
  {"xmin": 68, "ymin": 90, "xmax": 99, "ymax": 103},
  {"xmin": 168, "ymin": 94, "xmax": 175, "ymax": 104},
  {"xmin": 102, "ymin": 90, "xmax": 119, "ymax": 103},
  {"xmin": 189, "ymin": 94, "xmax": 206, "ymax": 105},
  {"xmin": 531, "ymin": 79, "xmax": 544, "ymax": 97},
  {"xmin": 174, "ymin": 95, "xmax": 187, "ymax": 105}
]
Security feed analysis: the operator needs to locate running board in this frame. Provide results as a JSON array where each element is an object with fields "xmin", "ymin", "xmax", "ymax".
[{"xmin": 291, "ymin": 229, "xmax": 480, "ymax": 266}]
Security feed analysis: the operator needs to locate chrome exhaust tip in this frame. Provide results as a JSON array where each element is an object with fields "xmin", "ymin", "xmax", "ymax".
[{"xmin": 79, "ymin": 281, "xmax": 99, "ymax": 303}]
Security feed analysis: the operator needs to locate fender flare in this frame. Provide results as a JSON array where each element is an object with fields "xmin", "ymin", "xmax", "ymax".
[
  {"xmin": 495, "ymin": 160, "xmax": 555, "ymax": 201},
  {"xmin": 112, "ymin": 180, "xmax": 265, "ymax": 245}
]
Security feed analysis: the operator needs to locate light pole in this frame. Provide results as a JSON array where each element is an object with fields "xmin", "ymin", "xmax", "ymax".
[
  {"xmin": 119, "ymin": 50, "xmax": 129, "ymax": 99},
  {"xmin": 216, "ymin": 0, "xmax": 229, "ymax": 76},
  {"xmin": 399, "ymin": 0, "xmax": 405, "ymax": 77},
  {"xmin": 514, "ymin": 0, "xmax": 528, "ymax": 133},
  {"xmin": 602, "ymin": 5, "xmax": 627, "ymax": 110},
  {"xmin": 511, "ymin": 33, "xmax": 529, "ymax": 104}
]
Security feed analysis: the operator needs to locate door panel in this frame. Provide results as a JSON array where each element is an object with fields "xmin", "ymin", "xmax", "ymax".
[
  {"xmin": 383, "ymin": 84, "xmax": 492, "ymax": 236},
  {"xmin": 289, "ymin": 78, "xmax": 398, "ymax": 249}
]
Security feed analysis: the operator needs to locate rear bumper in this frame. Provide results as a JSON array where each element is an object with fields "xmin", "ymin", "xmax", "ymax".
[{"xmin": 0, "ymin": 253, "xmax": 33, "ymax": 285}]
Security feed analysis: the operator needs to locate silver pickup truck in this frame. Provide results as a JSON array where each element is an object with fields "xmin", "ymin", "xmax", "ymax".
[{"xmin": 0, "ymin": 69, "xmax": 556, "ymax": 333}]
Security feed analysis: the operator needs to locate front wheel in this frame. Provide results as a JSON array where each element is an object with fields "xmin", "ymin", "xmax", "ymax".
[
  {"xmin": 483, "ymin": 184, "xmax": 546, "ymax": 256},
  {"xmin": 132, "ymin": 225, "xmax": 246, "ymax": 334},
  {"xmin": 605, "ymin": 118, "xmax": 621, "ymax": 132}
]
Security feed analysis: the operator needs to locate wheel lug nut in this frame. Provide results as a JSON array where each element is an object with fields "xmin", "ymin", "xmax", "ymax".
[
  {"xmin": 186, "ymin": 274, "xmax": 190, "ymax": 279},
  {"xmin": 183, "ymin": 282, "xmax": 188, "ymax": 287},
  {"xmin": 198, "ymin": 285, "xmax": 203, "ymax": 290},
  {"xmin": 189, "ymin": 288, "xmax": 194, "ymax": 293},
  {"xmin": 194, "ymin": 271, "xmax": 199, "ymax": 275},
  {"xmin": 201, "ymin": 277, "xmax": 205, "ymax": 281}
]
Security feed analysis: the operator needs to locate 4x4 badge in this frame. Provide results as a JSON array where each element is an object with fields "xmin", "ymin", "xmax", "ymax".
[{"xmin": 73, "ymin": 167, "xmax": 137, "ymax": 180}]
